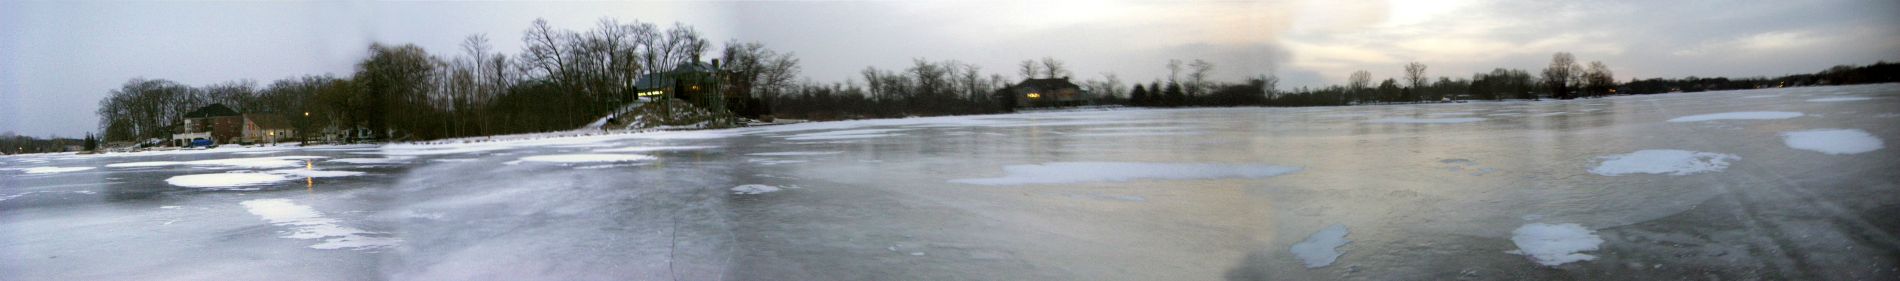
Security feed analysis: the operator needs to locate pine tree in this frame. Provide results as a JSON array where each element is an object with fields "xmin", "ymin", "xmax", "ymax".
[
  {"xmin": 1129, "ymin": 85, "xmax": 1149, "ymax": 106},
  {"xmin": 1164, "ymin": 82, "xmax": 1186, "ymax": 107}
]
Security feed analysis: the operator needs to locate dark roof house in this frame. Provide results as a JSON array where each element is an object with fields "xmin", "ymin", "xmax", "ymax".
[
  {"xmin": 1001, "ymin": 77, "xmax": 1086, "ymax": 108},
  {"xmin": 184, "ymin": 104, "xmax": 239, "ymax": 118}
]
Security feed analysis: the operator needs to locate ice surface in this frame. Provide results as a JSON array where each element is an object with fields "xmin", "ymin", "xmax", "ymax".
[
  {"xmin": 949, "ymin": 162, "xmax": 1300, "ymax": 185},
  {"xmin": 1364, "ymin": 117, "xmax": 1485, "ymax": 124},
  {"xmin": 1589, "ymin": 149, "xmax": 1738, "ymax": 176},
  {"xmin": 593, "ymin": 145, "xmax": 718, "ymax": 153},
  {"xmin": 515, "ymin": 153, "xmax": 656, "ymax": 163},
  {"xmin": 240, "ymin": 199, "xmax": 399, "ymax": 250},
  {"xmin": 108, "ymin": 156, "xmax": 328, "ymax": 169},
  {"xmin": 1807, "ymin": 97, "xmax": 1873, "ymax": 102},
  {"xmin": 21, "ymin": 166, "xmax": 95, "ymax": 174},
  {"xmin": 731, "ymin": 184, "xmax": 784, "ymax": 194},
  {"xmin": 164, "ymin": 172, "xmax": 291, "ymax": 189},
  {"xmin": 267, "ymin": 169, "xmax": 368, "ymax": 178},
  {"xmin": 1510, "ymin": 223, "xmax": 1603, "ymax": 266},
  {"xmin": 1781, "ymin": 129, "xmax": 1884, "ymax": 155},
  {"xmin": 104, "ymin": 161, "xmax": 185, "ymax": 168},
  {"xmin": 1289, "ymin": 224, "xmax": 1351, "ymax": 268},
  {"xmin": 327, "ymin": 157, "xmax": 410, "ymax": 164},
  {"xmin": 747, "ymin": 151, "xmax": 842, "ymax": 156},
  {"xmin": 1667, "ymin": 111, "xmax": 1804, "ymax": 122},
  {"xmin": 783, "ymin": 129, "xmax": 908, "ymax": 140}
]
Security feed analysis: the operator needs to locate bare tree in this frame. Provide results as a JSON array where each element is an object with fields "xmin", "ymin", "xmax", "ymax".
[
  {"xmin": 1404, "ymin": 62, "xmax": 1427, "ymax": 101},
  {"xmin": 1542, "ymin": 52, "xmax": 1582, "ymax": 99},
  {"xmin": 1040, "ymin": 57, "xmax": 1068, "ymax": 79},
  {"xmin": 1187, "ymin": 59, "xmax": 1213, "ymax": 96},
  {"xmin": 1166, "ymin": 59, "xmax": 1183, "ymax": 84},
  {"xmin": 1584, "ymin": 61, "xmax": 1615, "ymax": 97},
  {"xmin": 1018, "ymin": 60, "xmax": 1039, "ymax": 80}
]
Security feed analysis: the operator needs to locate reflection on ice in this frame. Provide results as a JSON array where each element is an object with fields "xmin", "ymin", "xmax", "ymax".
[{"xmin": 950, "ymin": 162, "xmax": 1300, "ymax": 185}]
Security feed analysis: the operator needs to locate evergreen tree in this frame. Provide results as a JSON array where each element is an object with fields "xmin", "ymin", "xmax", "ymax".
[
  {"xmin": 1129, "ymin": 84, "xmax": 1149, "ymax": 106},
  {"xmin": 1163, "ymin": 82, "xmax": 1185, "ymax": 107},
  {"xmin": 83, "ymin": 133, "xmax": 98, "ymax": 151}
]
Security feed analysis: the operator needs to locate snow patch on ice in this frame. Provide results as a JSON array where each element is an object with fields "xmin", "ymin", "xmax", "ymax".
[
  {"xmin": 783, "ymin": 129, "xmax": 908, "ymax": 141},
  {"xmin": 165, "ymin": 172, "xmax": 290, "ymax": 189},
  {"xmin": 515, "ymin": 154, "xmax": 656, "ymax": 163},
  {"xmin": 1589, "ymin": 149, "xmax": 1738, "ymax": 176},
  {"xmin": 165, "ymin": 168, "xmax": 369, "ymax": 188},
  {"xmin": 267, "ymin": 169, "xmax": 368, "ymax": 178},
  {"xmin": 1364, "ymin": 117, "xmax": 1484, "ymax": 124},
  {"xmin": 1065, "ymin": 131, "xmax": 1206, "ymax": 137},
  {"xmin": 1509, "ymin": 223, "xmax": 1603, "ymax": 266},
  {"xmin": 1781, "ymin": 129, "xmax": 1884, "ymax": 155},
  {"xmin": 326, "ymin": 157, "xmax": 411, "ymax": 164},
  {"xmin": 731, "ymin": 184, "xmax": 783, "ymax": 195},
  {"xmin": 593, "ymin": 145, "xmax": 717, "ymax": 153},
  {"xmin": 1807, "ymin": 96, "xmax": 1873, "ymax": 102},
  {"xmin": 22, "ymin": 166, "xmax": 95, "ymax": 174},
  {"xmin": 950, "ymin": 162, "xmax": 1301, "ymax": 186},
  {"xmin": 747, "ymin": 151, "xmax": 842, "ymax": 156},
  {"xmin": 1666, "ymin": 111, "xmax": 1803, "ymax": 122},
  {"xmin": 110, "ymin": 156, "xmax": 328, "ymax": 170},
  {"xmin": 1289, "ymin": 224, "xmax": 1351, "ymax": 268},
  {"xmin": 240, "ymin": 199, "xmax": 399, "ymax": 250},
  {"xmin": 105, "ymin": 161, "xmax": 185, "ymax": 168}
]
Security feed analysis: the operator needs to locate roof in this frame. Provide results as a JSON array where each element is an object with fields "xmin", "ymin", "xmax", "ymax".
[
  {"xmin": 184, "ymin": 104, "xmax": 239, "ymax": 118},
  {"xmin": 243, "ymin": 114, "xmax": 294, "ymax": 129},
  {"xmin": 634, "ymin": 62, "xmax": 717, "ymax": 89},
  {"xmin": 1012, "ymin": 78, "xmax": 1081, "ymax": 91}
]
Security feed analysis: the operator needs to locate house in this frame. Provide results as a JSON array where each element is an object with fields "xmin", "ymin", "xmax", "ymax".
[
  {"xmin": 172, "ymin": 104, "xmax": 241, "ymax": 146},
  {"xmin": 239, "ymin": 114, "xmax": 295, "ymax": 144},
  {"xmin": 169, "ymin": 104, "xmax": 301, "ymax": 146},
  {"xmin": 1002, "ymin": 77, "xmax": 1086, "ymax": 108},
  {"xmin": 632, "ymin": 61, "xmax": 719, "ymax": 102}
]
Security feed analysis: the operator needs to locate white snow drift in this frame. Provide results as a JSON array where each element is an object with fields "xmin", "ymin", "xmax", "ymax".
[
  {"xmin": 949, "ymin": 162, "xmax": 1301, "ymax": 186},
  {"xmin": 1666, "ymin": 111, "xmax": 1803, "ymax": 122},
  {"xmin": 1807, "ymin": 96, "xmax": 1872, "ymax": 102},
  {"xmin": 165, "ymin": 173, "xmax": 296, "ymax": 189},
  {"xmin": 1589, "ymin": 149, "xmax": 1738, "ymax": 176},
  {"xmin": 165, "ymin": 168, "xmax": 368, "ymax": 188},
  {"xmin": 731, "ymin": 184, "xmax": 784, "ymax": 195},
  {"xmin": 1509, "ymin": 223, "xmax": 1603, "ymax": 266},
  {"xmin": 1364, "ymin": 117, "xmax": 1485, "ymax": 124},
  {"xmin": 515, "ymin": 154, "xmax": 656, "ymax": 163},
  {"xmin": 593, "ymin": 145, "xmax": 717, "ymax": 153},
  {"xmin": 1289, "ymin": 224, "xmax": 1351, "ymax": 268},
  {"xmin": 108, "ymin": 156, "xmax": 327, "ymax": 169},
  {"xmin": 21, "ymin": 166, "xmax": 95, "ymax": 174},
  {"xmin": 1781, "ymin": 129, "xmax": 1884, "ymax": 155},
  {"xmin": 241, "ymin": 199, "xmax": 400, "ymax": 250}
]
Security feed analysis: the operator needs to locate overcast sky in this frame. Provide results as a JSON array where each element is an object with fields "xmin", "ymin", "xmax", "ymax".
[{"xmin": 3, "ymin": 0, "xmax": 1897, "ymax": 138}]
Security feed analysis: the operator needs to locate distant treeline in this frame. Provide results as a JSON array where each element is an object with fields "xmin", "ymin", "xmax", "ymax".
[
  {"xmin": 88, "ymin": 16, "xmax": 1900, "ymax": 144},
  {"xmin": 0, "ymin": 133, "xmax": 86, "ymax": 155},
  {"xmin": 97, "ymin": 18, "xmax": 797, "ymax": 143}
]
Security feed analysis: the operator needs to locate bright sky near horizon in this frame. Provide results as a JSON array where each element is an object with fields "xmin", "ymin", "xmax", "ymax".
[{"xmin": 3, "ymin": 0, "xmax": 1897, "ymax": 137}]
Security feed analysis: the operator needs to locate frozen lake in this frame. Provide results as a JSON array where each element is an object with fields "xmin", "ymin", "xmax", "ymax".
[{"xmin": 4, "ymin": 84, "xmax": 1898, "ymax": 280}]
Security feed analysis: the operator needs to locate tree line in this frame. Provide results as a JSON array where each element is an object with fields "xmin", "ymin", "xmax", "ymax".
[
  {"xmin": 89, "ymin": 17, "xmax": 1900, "ymax": 146},
  {"xmin": 97, "ymin": 18, "xmax": 796, "ymax": 143}
]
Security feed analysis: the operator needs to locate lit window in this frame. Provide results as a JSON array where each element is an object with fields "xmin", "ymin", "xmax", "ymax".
[{"xmin": 1026, "ymin": 93, "xmax": 1041, "ymax": 99}]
